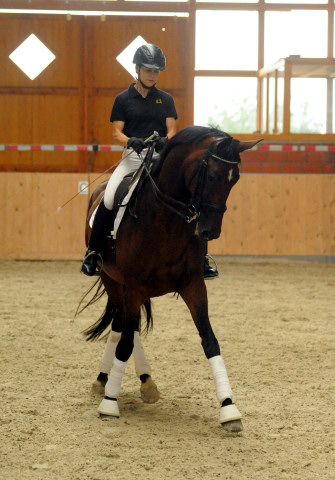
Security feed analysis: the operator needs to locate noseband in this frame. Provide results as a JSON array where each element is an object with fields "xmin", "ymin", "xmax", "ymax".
[{"xmin": 189, "ymin": 137, "xmax": 239, "ymax": 221}]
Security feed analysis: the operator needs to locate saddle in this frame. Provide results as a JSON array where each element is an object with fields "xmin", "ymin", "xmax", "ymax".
[{"xmin": 89, "ymin": 146, "xmax": 158, "ymax": 238}]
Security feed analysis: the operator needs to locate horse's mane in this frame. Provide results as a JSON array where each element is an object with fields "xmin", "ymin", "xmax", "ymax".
[{"xmin": 160, "ymin": 125, "xmax": 232, "ymax": 163}]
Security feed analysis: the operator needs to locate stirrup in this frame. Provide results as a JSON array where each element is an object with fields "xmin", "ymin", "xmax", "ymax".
[
  {"xmin": 204, "ymin": 254, "xmax": 219, "ymax": 280},
  {"xmin": 81, "ymin": 250, "xmax": 103, "ymax": 276}
]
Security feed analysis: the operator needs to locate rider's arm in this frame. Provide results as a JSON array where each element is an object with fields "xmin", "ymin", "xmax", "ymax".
[
  {"xmin": 166, "ymin": 117, "xmax": 176, "ymax": 139},
  {"xmin": 112, "ymin": 121, "xmax": 129, "ymax": 147}
]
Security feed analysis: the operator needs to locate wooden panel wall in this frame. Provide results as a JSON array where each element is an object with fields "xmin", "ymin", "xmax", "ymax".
[
  {"xmin": 1, "ymin": 172, "xmax": 334, "ymax": 260},
  {"xmin": 0, "ymin": 172, "xmax": 110, "ymax": 260},
  {"xmin": 0, "ymin": 14, "xmax": 190, "ymax": 173},
  {"xmin": 211, "ymin": 174, "xmax": 335, "ymax": 256}
]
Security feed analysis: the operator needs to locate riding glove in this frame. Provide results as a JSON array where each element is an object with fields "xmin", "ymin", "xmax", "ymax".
[
  {"xmin": 155, "ymin": 136, "xmax": 168, "ymax": 153},
  {"xmin": 127, "ymin": 137, "xmax": 146, "ymax": 154}
]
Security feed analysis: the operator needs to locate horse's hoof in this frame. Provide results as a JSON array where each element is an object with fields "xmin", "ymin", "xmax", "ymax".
[
  {"xmin": 140, "ymin": 377, "xmax": 160, "ymax": 404},
  {"xmin": 219, "ymin": 404, "xmax": 242, "ymax": 427},
  {"xmin": 91, "ymin": 380, "xmax": 105, "ymax": 395},
  {"xmin": 98, "ymin": 397, "xmax": 119, "ymax": 417},
  {"xmin": 91, "ymin": 373, "xmax": 107, "ymax": 394},
  {"xmin": 222, "ymin": 419, "xmax": 243, "ymax": 433}
]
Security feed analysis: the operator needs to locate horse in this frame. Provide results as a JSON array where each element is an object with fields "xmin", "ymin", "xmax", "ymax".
[{"xmin": 82, "ymin": 125, "xmax": 261, "ymax": 432}]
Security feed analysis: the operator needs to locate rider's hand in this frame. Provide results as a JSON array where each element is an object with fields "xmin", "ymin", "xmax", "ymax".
[
  {"xmin": 155, "ymin": 136, "xmax": 168, "ymax": 153},
  {"xmin": 127, "ymin": 137, "xmax": 146, "ymax": 154}
]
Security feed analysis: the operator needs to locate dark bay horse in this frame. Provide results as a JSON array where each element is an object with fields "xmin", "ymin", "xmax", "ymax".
[{"xmin": 83, "ymin": 126, "xmax": 261, "ymax": 432}]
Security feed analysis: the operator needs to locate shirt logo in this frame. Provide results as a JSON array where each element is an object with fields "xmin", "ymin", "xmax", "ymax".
[{"xmin": 156, "ymin": 98, "xmax": 162, "ymax": 104}]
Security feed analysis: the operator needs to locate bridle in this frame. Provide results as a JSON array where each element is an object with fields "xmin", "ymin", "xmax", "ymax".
[
  {"xmin": 135, "ymin": 136, "xmax": 240, "ymax": 224},
  {"xmin": 189, "ymin": 137, "xmax": 240, "ymax": 220}
]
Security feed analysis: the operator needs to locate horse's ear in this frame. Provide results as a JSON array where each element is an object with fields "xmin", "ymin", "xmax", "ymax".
[{"xmin": 237, "ymin": 139, "xmax": 263, "ymax": 152}]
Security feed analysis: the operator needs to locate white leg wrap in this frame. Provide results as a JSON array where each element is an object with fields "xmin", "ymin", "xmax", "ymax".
[
  {"xmin": 99, "ymin": 330, "xmax": 121, "ymax": 374},
  {"xmin": 105, "ymin": 358, "xmax": 127, "ymax": 398},
  {"xmin": 209, "ymin": 355, "xmax": 233, "ymax": 404},
  {"xmin": 133, "ymin": 331, "xmax": 151, "ymax": 377}
]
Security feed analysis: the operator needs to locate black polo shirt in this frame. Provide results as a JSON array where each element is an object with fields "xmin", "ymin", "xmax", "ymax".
[{"xmin": 110, "ymin": 83, "xmax": 178, "ymax": 139}]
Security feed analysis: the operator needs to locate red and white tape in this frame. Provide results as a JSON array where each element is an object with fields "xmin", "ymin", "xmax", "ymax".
[
  {"xmin": 259, "ymin": 145, "xmax": 335, "ymax": 152},
  {"xmin": 0, "ymin": 144, "xmax": 123, "ymax": 152},
  {"xmin": 0, "ymin": 144, "xmax": 334, "ymax": 152}
]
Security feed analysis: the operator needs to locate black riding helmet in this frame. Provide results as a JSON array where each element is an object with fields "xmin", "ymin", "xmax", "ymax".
[{"xmin": 133, "ymin": 44, "xmax": 166, "ymax": 71}]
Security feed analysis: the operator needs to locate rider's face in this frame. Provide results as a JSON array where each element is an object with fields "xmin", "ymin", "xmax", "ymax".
[{"xmin": 137, "ymin": 66, "xmax": 160, "ymax": 87}]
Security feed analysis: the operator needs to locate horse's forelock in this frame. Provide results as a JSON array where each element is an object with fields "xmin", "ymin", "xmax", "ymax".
[{"xmin": 216, "ymin": 137, "xmax": 241, "ymax": 164}]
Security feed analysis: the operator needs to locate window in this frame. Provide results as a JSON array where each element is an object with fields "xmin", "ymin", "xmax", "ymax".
[
  {"xmin": 196, "ymin": 10, "xmax": 258, "ymax": 70},
  {"xmin": 194, "ymin": 77, "xmax": 257, "ymax": 133},
  {"xmin": 291, "ymin": 78, "xmax": 327, "ymax": 133},
  {"xmin": 264, "ymin": 11, "xmax": 327, "ymax": 66}
]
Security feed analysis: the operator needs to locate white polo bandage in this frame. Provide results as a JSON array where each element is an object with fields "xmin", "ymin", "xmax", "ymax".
[
  {"xmin": 209, "ymin": 355, "xmax": 233, "ymax": 404},
  {"xmin": 99, "ymin": 330, "xmax": 121, "ymax": 374},
  {"xmin": 105, "ymin": 358, "xmax": 127, "ymax": 398},
  {"xmin": 133, "ymin": 331, "xmax": 151, "ymax": 377}
]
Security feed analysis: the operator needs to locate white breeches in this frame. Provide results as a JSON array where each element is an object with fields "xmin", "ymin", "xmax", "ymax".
[{"xmin": 104, "ymin": 147, "xmax": 161, "ymax": 210}]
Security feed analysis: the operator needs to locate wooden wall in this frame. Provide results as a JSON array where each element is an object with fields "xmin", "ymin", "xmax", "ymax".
[
  {"xmin": 1, "ymin": 172, "xmax": 334, "ymax": 260},
  {"xmin": 1, "ymin": 13, "xmax": 334, "ymax": 260},
  {"xmin": 0, "ymin": 14, "xmax": 191, "ymax": 172}
]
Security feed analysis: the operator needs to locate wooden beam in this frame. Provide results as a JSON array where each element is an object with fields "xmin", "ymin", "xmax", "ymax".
[
  {"xmin": 195, "ymin": 70, "xmax": 257, "ymax": 77},
  {"xmin": 0, "ymin": 87, "xmax": 79, "ymax": 95},
  {"xmin": 0, "ymin": 1, "xmax": 189, "ymax": 13}
]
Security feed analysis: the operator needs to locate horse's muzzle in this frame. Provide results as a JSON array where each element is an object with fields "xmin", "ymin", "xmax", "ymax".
[{"xmin": 200, "ymin": 228, "xmax": 221, "ymax": 241}]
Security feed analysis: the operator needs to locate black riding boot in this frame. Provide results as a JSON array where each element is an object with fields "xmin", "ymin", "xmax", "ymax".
[
  {"xmin": 81, "ymin": 200, "xmax": 113, "ymax": 276},
  {"xmin": 204, "ymin": 255, "xmax": 219, "ymax": 279},
  {"xmin": 203, "ymin": 239, "xmax": 219, "ymax": 280}
]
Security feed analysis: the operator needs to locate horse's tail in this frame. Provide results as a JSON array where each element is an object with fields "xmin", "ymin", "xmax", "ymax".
[
  {"xmin": 83, "ymin": 296, "xmax": 118, "ymax": 341},
  {"xmin": 77, "ymin": 279, "xmax": 153, "ymax": 341}
]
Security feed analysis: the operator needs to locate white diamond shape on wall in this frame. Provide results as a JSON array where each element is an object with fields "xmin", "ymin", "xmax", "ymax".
[
  {"xmin": 116, "ymin": 35, "xmax": 148, "ymax": 78},
  {"xmin": 9, "ymin": 34, "xmax": 56, "ymax": 80}
]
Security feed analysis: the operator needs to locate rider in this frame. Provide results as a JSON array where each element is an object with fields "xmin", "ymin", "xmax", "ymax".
[{"xmin": 81, "ymin": 44, "xmax": 218, "ymax": 280}]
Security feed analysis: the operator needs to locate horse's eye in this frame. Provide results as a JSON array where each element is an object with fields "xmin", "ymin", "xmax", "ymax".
[{"xmin": 207, "ymin": 174, "xmax": 215, "ymax": 182}]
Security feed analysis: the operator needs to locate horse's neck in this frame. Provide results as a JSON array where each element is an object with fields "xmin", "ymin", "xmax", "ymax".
[{"xmin": 157, "ymin": 149, "xmax": 189, "ymax": 202}]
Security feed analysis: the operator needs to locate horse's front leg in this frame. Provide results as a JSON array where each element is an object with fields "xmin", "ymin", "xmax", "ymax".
[{"xmin": 181, "ymin": 282, "xmax": 243, "ymax": 432}]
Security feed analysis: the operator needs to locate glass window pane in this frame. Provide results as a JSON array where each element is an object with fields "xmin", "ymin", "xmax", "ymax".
[
  {"xmin": 196, "ymin": 11, "xmax": 258, "ymax": 70},
  {"xmin": 264, "ymin": 11, "xmax": 327, "ymax": 67},
  {"xmin": 266, "ymin": 0, "xmax": 326, "ymax": 3},
  {"xmin": 194, "ymin": 77, "xmax": 257, "ymax": 133},
  {"xmin": 290, "ymin": 78, "xmax": 326, "ymax": 133},
  {"xmin": 125, "ymin": 0, "xmax": 188, "ymax": 2},
  {"xmin": 198, "ymin": 0, "xmax": 257, "ymax": 3},
  {"xmin": 262, "ymin": 77, "xmax": 268, "ymax": 133},
  {"xmin": 277, "ymin": 76, "xmax": 284, "ymax": 133}
]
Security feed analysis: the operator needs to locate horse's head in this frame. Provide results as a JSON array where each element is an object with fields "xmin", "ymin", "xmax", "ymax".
[{"xmin": 185, "ymin": 133, "xmax": 262, "ymax": 241}]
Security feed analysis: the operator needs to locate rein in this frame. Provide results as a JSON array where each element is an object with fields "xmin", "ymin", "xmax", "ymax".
[{"xmin": 136, "ymin": 136, "xmax": 239, "ymax": 224}]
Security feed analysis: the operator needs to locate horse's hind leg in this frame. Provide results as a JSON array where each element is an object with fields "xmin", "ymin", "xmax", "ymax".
[
  {"xmin": 98, "ymin": 294, "xmax": 140, "ymax": 417},
  {"xmin": 93, "ymin": 302, "xmax": 159, "ymax": 403},
  {"xmin": 133, "ymin": 331, "xmax": 160, "ymax": 404}
]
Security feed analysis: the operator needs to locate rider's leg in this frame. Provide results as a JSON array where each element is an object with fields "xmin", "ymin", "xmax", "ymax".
[
  {"xmin": 81, "ymin": 150, "xmax": 142, "ymax": 276},
  {"xmin": 104, "ymin": 150, "xmax": 143, "ymax": 209},
  {"xmin": 81, "ymin": 198, "xmax": 114, "ymax": 276}
]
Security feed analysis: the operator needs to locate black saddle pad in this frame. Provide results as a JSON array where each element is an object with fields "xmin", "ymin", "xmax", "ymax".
[{"xmin": 112, "ymin": 171, "xmax": 140, "ymax": 227}]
